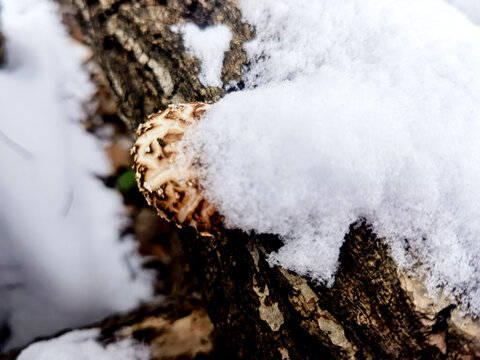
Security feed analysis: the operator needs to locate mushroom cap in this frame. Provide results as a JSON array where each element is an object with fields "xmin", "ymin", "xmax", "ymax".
[{"xmin": 132, "ymin": 102, "xmax": 221, "ymax": 234}]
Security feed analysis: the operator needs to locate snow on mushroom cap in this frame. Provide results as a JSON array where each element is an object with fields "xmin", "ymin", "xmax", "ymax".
[{"xmin": 132, "ymin": 103, "xmax": 221, "ymax": 234}]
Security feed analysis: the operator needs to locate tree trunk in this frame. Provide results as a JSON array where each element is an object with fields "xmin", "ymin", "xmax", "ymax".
[{"xmin": 51, "ymin": 1, "xmax": 480, "ymax": 359}]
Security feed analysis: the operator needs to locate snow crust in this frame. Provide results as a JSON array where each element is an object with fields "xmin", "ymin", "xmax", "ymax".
[
  {"xmin": 186, "ymin": 0, "xmax": 480, "ymax": 314},
  {"xmin": 0, "ymin": 0, "xmax": 152, "ymax": 349},
  {"xmin": 173, "ymin": 23, "xmax": 232, "ymax": 87},
  {"xmin": 18, "ymin": 329, "xmax": 150, "ymax": 360}
]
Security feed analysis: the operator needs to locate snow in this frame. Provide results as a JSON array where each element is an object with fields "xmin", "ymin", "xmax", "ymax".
[
  {"xmin": 17, "ymin": 329, "xmax": 150, "ymax": 360},
  {"xmin": 446, "ymin": 0, "xmax": 480, "ymax": 25},
  {"xmin": 185, "ymin": 0, "xmax": 480, "ymax": 315},
  {"xmin": 173, "ymin": 23, "xmax": 232, "ymax": 87},
  {"xmin": 0, "ymin": 0, "xmax": 152, "ymax": 350}
]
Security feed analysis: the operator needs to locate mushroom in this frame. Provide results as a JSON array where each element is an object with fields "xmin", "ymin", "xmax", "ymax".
[{"xmin": 132, "ymin": 102, "xmax": 221, "ymax": 234}]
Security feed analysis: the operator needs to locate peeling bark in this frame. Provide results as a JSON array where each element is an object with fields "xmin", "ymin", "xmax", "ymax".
[{"xmin": 52, "ymin": 1, "xmax": 480, "ymax": 359}]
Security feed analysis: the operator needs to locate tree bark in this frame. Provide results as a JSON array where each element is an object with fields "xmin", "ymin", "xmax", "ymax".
[
  {"xmin": 63, "ymin": 0, "xmax": 252, "ymax": 133},
  {"xmin": 54, "ymin": 1, "xmax": 480, "ymax": 359}
]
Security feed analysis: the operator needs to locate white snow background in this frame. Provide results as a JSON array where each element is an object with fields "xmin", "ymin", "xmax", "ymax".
[
  {"xmin": 182, "ymin": 0, "xmax": 480, "ymax": 316},
  {"xmin": 0, "ymin": 0, "xmax": 152, "ymax": 350}
]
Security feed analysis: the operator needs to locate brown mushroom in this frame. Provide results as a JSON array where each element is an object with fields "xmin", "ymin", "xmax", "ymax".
[{"xmin": 132, "ymin": 103, "xmax": 221, "ymax": 235}]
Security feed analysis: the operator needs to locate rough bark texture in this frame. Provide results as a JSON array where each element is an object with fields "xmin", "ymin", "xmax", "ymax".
[
  {"xmin": 181, "ymin": 224, "xmax": 480, "ymax": 360},
  {"xmin": 51, "ymin": 1, "xmax": 480, "ymax": 359},
  {"xmin": 65, "ymin": 0, "xmax": 252, "ymax": 133}
]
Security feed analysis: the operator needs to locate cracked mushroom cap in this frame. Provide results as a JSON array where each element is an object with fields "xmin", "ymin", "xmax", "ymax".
[{"xmin": 132, "ymin": 102, "xmax": 221, "ymax": 234}]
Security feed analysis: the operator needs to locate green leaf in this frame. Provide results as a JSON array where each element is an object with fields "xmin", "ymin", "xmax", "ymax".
[{"xmin": 117, "ymin": 170, "xmax": 137, "ymax": 192}]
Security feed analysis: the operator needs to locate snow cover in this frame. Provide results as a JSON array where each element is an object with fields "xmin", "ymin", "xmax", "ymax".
[
  {"xmin": 0, "ymin": 0, "xmax": 152, "ymax": 349},
  {"xmin": 447, "ymin": 0, "xmax": 480, "ymax": 25},
  {"xmin": 185, "ymin": 0, "xmax": 480, "ymax": 315},
  {"xmin": 173, "ymin": 23, "xmax": 232, "ymax": 87},
  {"xmin": 17, "ymin": 329, "xmax": 150, "ymax": 360}
]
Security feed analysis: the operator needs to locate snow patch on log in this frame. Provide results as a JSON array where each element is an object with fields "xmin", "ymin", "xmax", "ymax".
[
  {"xmin": 184, "ymin": 0, "xmax": 480, "ymax": 316},
  {"xmin": 17, "ymin": 329, "xmax": 150, "ymax": 360},
  {"xmin": 172, "ymin": 23, "xmax": 232, "ymax": 87}
]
